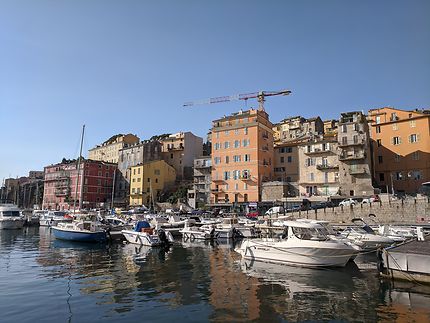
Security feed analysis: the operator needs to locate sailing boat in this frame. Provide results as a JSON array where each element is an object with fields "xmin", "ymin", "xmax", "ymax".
[{"xmin": 51, "ymin": 125, "xmax": 108, "ymax": 243}]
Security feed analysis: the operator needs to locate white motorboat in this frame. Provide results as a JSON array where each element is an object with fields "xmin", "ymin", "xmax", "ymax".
[
  {"xmin": 377, "ymin": 225, "xmax": 416, "ymax": 242},
  {"xmin": 122, "ymin": 221, "xmax": 174, "ymax": 247},
  {"xmin": 39, "ymin": 211, "xmax": 73, "ymax": 227},
  {"xmin": 236, "ymin": 221, "xmax": 359, "ymax": 268},
  {"xmin": 340, "ymin": 226, "xmax": 395, "ymax": 250},
  {"xmin": 151, "ymin": 215, "xmax": 195, "ymax": 237},
  {"xmin": 207, "ymin": 217, "xmax": 254, "ymax": 239},
  {"xmin": 180, "ymin": 222, "xmax": 215, "ymax": 240},
  {"xmin": 0, "ymin": 204, "xmax": 25, "ymax": 229}
]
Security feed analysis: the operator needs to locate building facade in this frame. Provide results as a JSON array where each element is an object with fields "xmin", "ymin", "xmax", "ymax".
[
  {"xmin": 210, "ymin": 108, "xmax": 274, "ymax": 204},
  {"xmin": 337, "ymin": 112, "xmax": 374, "ymax": 197},
  {"xmin": 273, "ymin": 116, "xmax": 324, "ymax": 143},
  {"xmin": 129, "ymin": 160, "xmax": 176, "ymax": 207},
  {"xmin": 115, "ymin": 140, "xmax": 163, "ymax": 206},
  {"xmin": 161, "ymin": 132, "xmax": 203, "ymax": 181},
  {"xmin": 368, "ymin": 107, "xmax": 430, "ymax": 194},
  {"xmin": 188, "ymin": 157, "xmax": 212, "ymax": 209},
  {"xmin": 43, "ymin": 159, "xmax": 117, "ymax": 210},
  {"xmin": 298, "ymin": 136, "xmax": 340, "ymax": 197},
  {"xmin": 88, "ymin": 134, "xmax": 140, "ymax": 163}
]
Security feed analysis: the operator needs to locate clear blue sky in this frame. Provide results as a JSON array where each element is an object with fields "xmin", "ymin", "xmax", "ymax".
[{"xmin": 1, "ymin": 0, "xmax": 429, "ymax": 182}]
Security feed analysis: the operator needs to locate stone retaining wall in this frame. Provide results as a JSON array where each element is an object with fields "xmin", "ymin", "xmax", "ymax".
[{"xmin": 287, "ymin": 198, "xmax": 430, "ymax": 224}]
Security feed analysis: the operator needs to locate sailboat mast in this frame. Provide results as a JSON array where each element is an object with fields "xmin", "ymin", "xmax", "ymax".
[{"xmin": 73, "ymin": 125, "xmax": 85, "ymax": 213}]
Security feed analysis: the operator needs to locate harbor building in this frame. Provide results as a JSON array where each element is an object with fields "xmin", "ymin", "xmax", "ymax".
[
  {"xmin": 129, "ymin": 160, "xmax": 176, "ymax": 207},
  {"xmin": 337, "ymin": 111, "xmax": 374, "ymax": 197},
  {"xmin": 210, "ymin": 108, "xmax": 274, "ymax": 204},
  {"xmin": 368, "ymin": 107, "xmax": 430, "ymax": 194},
  {"xmin": 115, "ymin": 140, "xmax": 163, "ymax": 206},
  {"xmin": 88, "ymin": 134, "xmax": 140, "ymax": 163},
  {"xmin": 42, "ymin": 159, "xmax": 117, "ymax": 210},
  {"xmin": 0, "ymin": 171, "xmax": 44, "ymax": 208},
  {"xmin": 298, "ymin": 135, "xmax": 340, "ymax": 197},
  {"xmin": 188, "ymin": 156, "xmax": 212, "ymax": 209},
  {"xmin": 273, "ymin": 116, "xmax": 324, "ymax": 143},
  {"xmin": 160, "ymin": 132, "xmax": 203, "ymax": 181}
]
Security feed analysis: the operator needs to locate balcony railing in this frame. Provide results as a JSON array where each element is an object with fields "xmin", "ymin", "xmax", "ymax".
[
  {"xmin": 304, "ymin": 148, "xmax": 334, "ymax": 155},
  {"xmin": 339, "ymin": 153, "xmax": 366, "ymax": 161},
  {"xmin": 316, "ymin": 164, "xmax": 339, "ymax": 170},
  {"xmin": 338, "ymin": 139, "xmax": 365, "ymax": 147}
]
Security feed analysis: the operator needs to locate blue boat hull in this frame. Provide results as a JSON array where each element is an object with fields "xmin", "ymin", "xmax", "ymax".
[{"xmin": 52, "ymin": 227, "xmax": 107, "ymax": 243}]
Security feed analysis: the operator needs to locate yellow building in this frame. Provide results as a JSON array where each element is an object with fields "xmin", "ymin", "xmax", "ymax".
[
  {"xmin": 368, "ymin": 107, "xmax": 430, "ymax": 194},
  {"xmin": 88, "ymin": 134, "xmax": 140, "ymax": 163},
  {"xmin": 129, "ymin": 160, "xmax": 176, "ymax": 206}
]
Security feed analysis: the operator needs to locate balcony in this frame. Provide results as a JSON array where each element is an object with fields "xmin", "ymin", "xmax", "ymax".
[
  {"xmin": 167, "ymin": 144, "xmax": 184, "ymax": 151},
  {"xmin": 338, "ymin": 139, "xmax": 365, "ymax": 147},
  {"xmin": 316, "ymin": 164, "xmax": 339, "ymax": 170},
  {"xmin": 339, "ymin": 153, "xmax": 366, "ymax": 161},
  {"xmin": 55, "ymin": 188, "xmax": 70, "ymax": 196},
  {"xmin": 304, "ymin": 148, "xmax": 333, "ymax": 155},
  {"xmin": 299, "ymin": 180, "xmax": 338, "ymax": 185},
  {"xmin": 349, "ymin": 168, "xmax": 367, "ymax": 175}
]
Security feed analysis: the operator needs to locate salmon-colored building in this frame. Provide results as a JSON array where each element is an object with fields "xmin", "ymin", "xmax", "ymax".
[
  {"xmin": 210, "ymin": 108, "xmax": 274, "ymax": 204},
  {"xmin": 368, "ymin": 107, "xmax": 430, "ymax": 194}
]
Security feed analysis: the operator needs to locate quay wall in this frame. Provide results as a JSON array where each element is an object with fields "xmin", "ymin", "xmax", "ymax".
[{"xmin": 287, "ymin": 198, "xmax": 430, "ymax": 224}]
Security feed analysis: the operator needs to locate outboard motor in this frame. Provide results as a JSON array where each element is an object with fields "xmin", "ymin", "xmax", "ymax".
[{"xmin": 158, "ymin": 229, "xmax": 171, "ymax": 245}]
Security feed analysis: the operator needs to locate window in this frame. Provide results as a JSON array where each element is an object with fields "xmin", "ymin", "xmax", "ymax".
[
  {"xmin": 410, "ymin": 120, "xmax": 416, "ymax": 128},
  {"xmin": 132, "ymin": 178, "xmax": 135, "ymax": 183},
  {"xmin": 390, "ymin": 112, "xmax": 398, "ymax": 121},
  {"xmin": 308, "ymin": 173, "xmax": 314, "ymax": 181},
  {"xmin": 233, "ymin": 170, "xmax": 240, "ymax": 180},
  {"xmin": 233, "ymin": 155, "xmax": 241, "ymax": 162},
  {"xmin": 147, "ymin": 178, "xmax": 150, "ymax": 182},
  {"xmin": 342, "ymin": 137, "xmax": 347, "ymax": 145},
  {"xmin": 225, "ymin": 156, "xmax": 229, "ymax": 164},
  {"xmin": 244, "ymin": 154, "xmax": 251, "ymax": 162},
  {"xmin": 224, "ymin": 141, "xmax": 230, "ymax": 149},
  {"xmin": 170, "ymin": 153, "xmax": 173, "ymax": 159},
  {"xmin": 395, "ymin": 172, "xmax": 403, "ymax": 181},
  {"xmin": 377, "ymin": 139, "xmax": 382, "ymax": 147},
  {"xmin": 223, "ymin": 171, "xmax": 230, "ymax": 180},
  {"xmin": 409, "ymin": 134, "xmax": 418, "ymax": 143},
  {"xmin": 132, "ymin": 188, "xmax": 135, "ymax": 193},
  {"xmin": 392, "ymin": 123, "xmax": 398, "ymax": 130},
  {"xmin": 244, "ymin": 127, "xmax": 248, "ymax": 135},
  {"xmin": 137, "ymin": 188, "xmax": 140, "ymax": 194},
  {"xmin": 287, "ymin": 147, "xmax": 293, "ymax": 153},
  {"xmin": 354, "ymin": 123, "xmax": 359, "ymax": 131},
  {"xmin": 379, "ymin": 173, "xmax": 385, "ymax": 182},
  {"xmin": 324, "ymin": 172, "xmax": 329, "ymax": 183},
  {"xmin": 234, "ymin": 129, "xmax": 239, "ymax": 135},
  {"xmin": 342, "ymin": 124, "xmax": 347, "ymax": 133},
  {"xmin": 234, "ymin": 140, "xmax": 240, "ymax": 148},
  {"xmin": 216, "ymin": 132, "xmax": 220, "ymax": 139},
  {"xmin": 376, "ymin": 126, "xmax": 381, "ymax": 133},
  {"xmin": 225, "ymin": 130, "xmax": 229, "ymax": 135},
  {"xmin": 155, "ymin": 169, "xmax": 160, "ymax": 175},
  {"xmin": 137, "ymin": 178, "xmax": 141, "ymax": 182},
  {"xmin": 392, "ymin": 137, "xmax": 401, "ymax": 145},
  {"xmin": 155, "ymin": 178, "xmax": 158, "ymax": 183},
  {"xmin": 235, "ymin": 183, "xmax": 238, "ymax": 190},
  {"xmin": 287, "ymin": 156, "xmax": 292, "ymax": 163},
  {"xmin": 411, "ymin": 170, "xmax": 422, "ymax": 180},
  {"xmin": 375, "ymin": 116, "xmax": 381, "ymax": 124},
  {"xmin": 378, "ymin": 156, "xmax": 383, "ymax": 163},
  {"xmin": 280, "ymin": 156, "xmax": 284, "ymax": 163},
  {"xmin": 242, "ymin": 139, "xmax": 250, "ymax": 147},
  {"xmin": 395, "ymin": 154, "xmax": 401, "ymax": 162},
  {"xmin": 133, "ymin": 168, "xmax": 136, "ymax": 175},
  {"xmin": 214, "ymin": 143, "xmax": 220, "ymax": 150},
  {"xmin": 214, "ymin": 157, "xmax": 221, "ymax": 164},
  {"xmin": 243, "ymin": 183, "xmax": 248, "ymax": 190},
  {"xmin": 412, "ymin": 151, "xmax": 420, "ymax": 160}
]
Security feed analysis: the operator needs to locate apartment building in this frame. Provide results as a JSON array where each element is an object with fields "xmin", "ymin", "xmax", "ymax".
[
  {"xmin": 368, "ymin": 107, "xmax": 430, "ymax": 194},
  {"xmin": 88, "ymin": 134, "xmax": 140, "ymax": 163},
  {"xmin": 188, "ymin": 157, "xmax": 212, "ymax": 208},
  {"xmin": 337, "ymin": 112, "xmax": 373, "ymax": 197},
  {"xmin": 210, "ymin": 108, "xmax": 274, "ymax": 204},
  {"xmin": 273, "ymin": 116, "xmax": 324, "ymax": 143},
  {"xmin": 43, "ymin": 159, "xmax": 117, "ymax": 210},
  {"xmin": 161, "ymin": 132, "xmax": 203, "ymax": 181},
  {"xmin": 115, "ymin": 140, "xmax": 163, "ymax": 206},
  {"xmin": 298, "ymin": 135, "xmax": 339, "ymax": 197},
  {"xmin": 129, "ymin": 160, "xmax": 176, "ymax": 207}
]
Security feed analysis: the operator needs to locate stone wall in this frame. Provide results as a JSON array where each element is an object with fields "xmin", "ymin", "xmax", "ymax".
[{"xmin": 285, "ymin": 198, "xmax": 430, "ymax": 224}]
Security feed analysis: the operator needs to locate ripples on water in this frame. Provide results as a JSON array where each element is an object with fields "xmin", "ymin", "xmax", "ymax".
[{"xmin": 1, "ymin": 227, "xmax": 430, "ymax": 323}]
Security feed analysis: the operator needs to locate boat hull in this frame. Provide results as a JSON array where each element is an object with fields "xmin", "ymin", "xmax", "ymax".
[
  {"xmin": 238, "ymin": 240, "xmax": 356, "ymax": 268},
  {"xmin": 0, "ymin": 219, "xmax": 25, "ymax": 230},
  {"xmin": 52, "ymin": 227, "xmax": 107, "ymax": 242}
]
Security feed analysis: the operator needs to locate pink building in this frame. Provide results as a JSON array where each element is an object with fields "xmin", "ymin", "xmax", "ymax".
[{"xmin": 43, "ymin": 159, "xmax": 117, "ymax": 210}]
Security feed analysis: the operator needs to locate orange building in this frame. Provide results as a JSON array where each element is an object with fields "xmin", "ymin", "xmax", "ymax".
[
  {"xmin": 368, "ymin": 107, "xmax": 430, "ymax": 194},
  {"xmin": 210, "ymin": 108, "xmax": 274, "ymax": 204}
]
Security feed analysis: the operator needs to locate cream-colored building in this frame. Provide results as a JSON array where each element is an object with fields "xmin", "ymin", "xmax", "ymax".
[
  {"xmin": 161, "ymin": 132, "xmax": 203, "ymax": 181},
  {"xmin": 273, "ymin": 116, "xmax": 324, "ymax": 143},
  {"xmin": 129, "ymin": 160, "xmax": 176, "ymax": 207},
  {"xmin": 88, "ymin": 134, "xmax": 140, "ymax": 163},
  {"xmin": 298, "ymin": 136, "xmax": 340, "ymax": 197}
]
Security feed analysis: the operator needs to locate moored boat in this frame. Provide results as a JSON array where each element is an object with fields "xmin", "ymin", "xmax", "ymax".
[
  {"xmin": 122, "ymin": 221, "xmax": 173, "ymax": 247},
  {"xmin": 51, "ymin": 220, "xmax": 107, "ymax": 243},
  {"xmin": 39, "ymin": 211, "xmax": 73, "ymax": 227},
  {"xmin": 0, "ymin": 204, "xmax": 25, "ymax": 229},
  {"xmin": 236, "ymin": 220, "xmax": 359, "ymax": 268}
]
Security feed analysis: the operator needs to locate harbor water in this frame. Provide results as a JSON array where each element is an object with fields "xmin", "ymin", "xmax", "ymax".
[{"xmin": 1, "ymin": 227, "xmax": 430, "ymax": 323}]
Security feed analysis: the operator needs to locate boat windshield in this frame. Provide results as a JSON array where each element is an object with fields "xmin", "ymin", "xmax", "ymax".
[
  {"xmin": 2, "ymin": 211, "xmax": 21, "ymax": 217},
  {"xmin": 292, "ymin": 227, "xmax": 328, "ymax": 241},
  {"xmin": 53, "ymin": 211, "xmax": 67, "ymax": 217}
]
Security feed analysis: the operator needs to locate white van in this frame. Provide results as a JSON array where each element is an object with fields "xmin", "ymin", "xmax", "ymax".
[{"xmin": 265, "ymin": 206, "xmax": 284, "ymax": 216}]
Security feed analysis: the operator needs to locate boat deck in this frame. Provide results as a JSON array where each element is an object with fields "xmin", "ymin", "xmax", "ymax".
[{"xmin": 388, "ymin": 238, "xmax": 430, "ymax": 255}]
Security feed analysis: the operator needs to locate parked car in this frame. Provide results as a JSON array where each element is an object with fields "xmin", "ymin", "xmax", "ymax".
[
  {"xmin": 246, "ymin": 211, "xmax": 260, "ymax": 218},
  {"xmin": 311, "ymin": 201, "xmax": 334, "ymax": 209},
  {"xmin": 339, "ymin": 198, "xmax": 358, "ymax": 207},
  {"xmin": 361, "ymin": 195, "xmax": 381, "ymax": 204},
  {"xmin": 265, "ymin": 206, "xmax": 285, "ymax": 216}
]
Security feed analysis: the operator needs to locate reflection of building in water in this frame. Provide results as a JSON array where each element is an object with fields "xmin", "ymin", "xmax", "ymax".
[{"xmin": 208, "ymin": 248, "xmax": 260, "ymax": 321}]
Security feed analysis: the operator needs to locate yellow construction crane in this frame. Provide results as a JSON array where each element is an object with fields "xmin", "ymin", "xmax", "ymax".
[{"xmin": 183, "ymin": 89, "xmax": 291, "ymax": 111}]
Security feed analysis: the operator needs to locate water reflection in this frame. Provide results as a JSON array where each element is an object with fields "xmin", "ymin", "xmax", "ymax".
[{"xmin": 2, "ymin": 228, "xmax": 430, "ymax": 322}]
